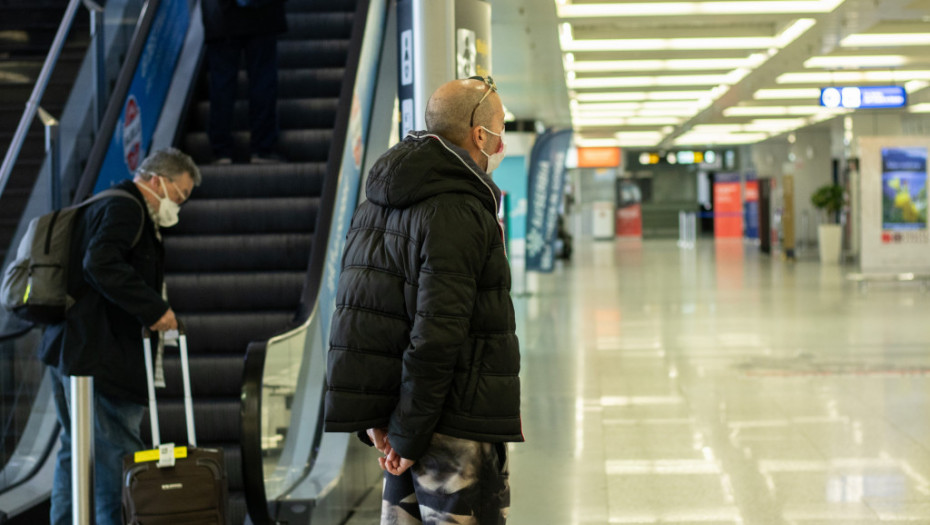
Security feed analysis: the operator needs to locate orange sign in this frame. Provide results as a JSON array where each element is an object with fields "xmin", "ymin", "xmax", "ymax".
[{"xmin": 577, "ymin": 147, "xmax": 620, "ymax": 168}]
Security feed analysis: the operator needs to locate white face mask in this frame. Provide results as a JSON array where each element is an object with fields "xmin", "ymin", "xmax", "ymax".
[
  {"xmin": 480, "ymin": 126, "xmax": 506, "ymax": 173},
  {"xmin": 139, "ymin": 176, "xmax": 181, "ymax": 228}
]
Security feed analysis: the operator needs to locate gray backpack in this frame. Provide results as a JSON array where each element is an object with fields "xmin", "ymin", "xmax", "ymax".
[{"xmin": 0, "ymin": 189, "xmax": 144, "ymax": 324}]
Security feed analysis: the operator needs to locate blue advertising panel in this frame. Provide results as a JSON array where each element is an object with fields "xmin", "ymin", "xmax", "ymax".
[
  {"xmin": 94, "ymin": 0, "xmax": 189, "ymax": 193},
  {"xmin": 525, "ymin": 129, "xmax": 572, "ymax": 272},
  {"xmin": 820, "ymin": 86, "xmax": 906, "ymax": 109},
  {"xmin": 881, "ymin": 147, "xmax": 927, "ymax": 231},
  {"xmin": 494, "ymin": 155, "xmax": 528, "ymax": 243}
]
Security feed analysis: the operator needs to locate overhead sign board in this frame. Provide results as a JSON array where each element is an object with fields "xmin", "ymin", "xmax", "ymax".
[{"xmin": 820, "ymin": 86, "xmax": 906, "ymax": 109}]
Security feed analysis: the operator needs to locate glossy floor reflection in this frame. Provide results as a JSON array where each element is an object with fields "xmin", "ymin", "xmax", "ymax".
[
  {"xmin": 509, "ymin": 239, "xmax": 930, "ymax": 525},
  {"xmin": 349, "ymin": 239, "xmax": 930, "ymax": 524}
]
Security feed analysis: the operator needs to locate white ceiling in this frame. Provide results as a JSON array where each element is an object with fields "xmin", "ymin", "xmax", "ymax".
[{"xmin": 492, "ymin": 0, "xmax": 930, "ymax": 148}]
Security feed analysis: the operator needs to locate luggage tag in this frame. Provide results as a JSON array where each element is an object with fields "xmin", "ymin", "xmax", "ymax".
[
  {"xmin": 133, "ymin": 443, "xmax": 188, "ymax": 467},
  {"xmin": 157, "ymin": 443, "xmax": 176, "ymax": 468}
]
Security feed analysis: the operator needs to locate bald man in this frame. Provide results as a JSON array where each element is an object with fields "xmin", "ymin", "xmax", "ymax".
[{"xmin": 325, "ymin": 77, "xmax": 521, "ymax": 524}]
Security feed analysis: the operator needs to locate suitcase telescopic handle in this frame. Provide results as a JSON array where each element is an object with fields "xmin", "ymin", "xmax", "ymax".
[{"xmin": 141, "ymin": 320, "xmax": 197, "ymax": 448}]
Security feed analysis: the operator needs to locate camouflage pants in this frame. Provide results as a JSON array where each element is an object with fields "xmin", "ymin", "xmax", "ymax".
[{"xmin": 381, "ymin": 433, "xmax": 510, "ymax": 525}]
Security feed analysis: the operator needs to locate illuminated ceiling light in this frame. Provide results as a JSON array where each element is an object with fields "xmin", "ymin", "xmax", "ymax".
[
  {"xmin": 754, "ymin": 88, "xmax": 822, "ymax": 99},
  {"xmin": 674, "ymin": 132, "xmax": 770, "ymax": 145},
  {"xmin": 909, "ymin": 103, "xmax": 930, "ymax": 113},
  {"xmin": 568, "ymin": 74, "xmax": 727, "ymax": 89},
  {"xmin": 840, "ymin": 33, "xmax": 930, "ymax": 47},
  {"xmin": 561, "ymin": 37, "xmax": 776, "ymax": 52},
  {"xmin": 567, "ymin": 58, "xmax": 754, "ymax": 72},
  {"xmin": 557, "ymin": 1, "xmax": 844, "ymax": 18},
  {"xmin": 574, "ymin": 137, "xmax": 621, "ymax": 147},
  {"xmin": 572, "ymin": 108, "xmax": 697, "ymax": 118},
  {"xmin": 803, "ymin": 55, "xmax": 909, "ymax": 68},
  {"xmin": 776, "ymin": 70, "xmax": 930, "ymax": 83},
  {"xmin": 774, "ymin": 19, "xmax": 816, "ymax": 48},
  {"xmin": 575, "ymin": 91, "xmax": 707, "ymax": 102},
  {"xmin": 723, "ymin": 105, "xmax": 832, "ymax": 116},
  {"xmin": 573, "ymin": 116, "xmax": 682, "ymax": 126},
  {"xmin": 905, "ymin": 80, "xmax": 930, "ymax": 93},
  {"xmin": 575, "ymin": 101, "xmax": 698, "ymax": 110}
]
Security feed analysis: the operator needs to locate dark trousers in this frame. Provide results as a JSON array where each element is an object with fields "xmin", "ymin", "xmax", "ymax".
[
  {"xmin": 206, "ymin": 34, "xmax": 280, "ymax": 159},
  {"xmin": 49, "ymin": 368, "xmax": 145, "ymax": 525},
  {"xmin": 381, "ymin": 433, "xmax": 510, "ymax": 525}
]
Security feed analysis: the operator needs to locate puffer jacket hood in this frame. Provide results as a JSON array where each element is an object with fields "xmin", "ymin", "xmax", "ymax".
[{"xmin": 365, "ymin": 131, "xmax": 502, "ymax": 215}]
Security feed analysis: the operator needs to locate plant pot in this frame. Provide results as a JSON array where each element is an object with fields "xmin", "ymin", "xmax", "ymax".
[{"xmin": 818, "ymin": 224, "xmax": 842, "ymax": 264}]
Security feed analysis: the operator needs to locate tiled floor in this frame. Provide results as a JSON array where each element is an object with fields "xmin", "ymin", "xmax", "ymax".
[{"xmin": 351, "ymin": 239, "xmax": 930, "ymax": 524}]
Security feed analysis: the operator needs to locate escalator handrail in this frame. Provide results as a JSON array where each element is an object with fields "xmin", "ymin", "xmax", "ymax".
[
  {"xmin": 73, "ymin": 0, "xmax": 163, "ymax": 203},
  {"xmin": 0, "ymin": 0, "xmax": 84, "ymax": 198},
  {"xmin": 241, "ymin": 0, "xmax": 374, "ymax": 521}
]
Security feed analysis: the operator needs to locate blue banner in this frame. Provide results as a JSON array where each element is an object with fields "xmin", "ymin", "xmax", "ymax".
[
  {"xmin": 525, "ymin": 129, "xmax": 572, "ymax": 272},
  {"xmin": 94, "ymin": 0, "xmax": 190, "ymax": 193}
]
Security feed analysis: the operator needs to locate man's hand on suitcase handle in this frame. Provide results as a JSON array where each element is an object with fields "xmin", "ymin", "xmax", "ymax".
[{"xmin": 149, "ymin": 308, "xmax": 178, "ymax": 332}]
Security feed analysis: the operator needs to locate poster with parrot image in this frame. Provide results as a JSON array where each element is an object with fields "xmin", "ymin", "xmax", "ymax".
[{"xmin": 881, "ymin": 147, "xmax": 928, "ymax": 230}]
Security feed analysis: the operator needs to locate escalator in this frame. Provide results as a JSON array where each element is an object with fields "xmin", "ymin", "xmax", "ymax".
[
  {"xmin": 0, "ymin": 0, "xmax": 389, "ymax": 522},
  {"xmin": 148, "ymin": 2, "xmax": 358, "ymax": 520}
]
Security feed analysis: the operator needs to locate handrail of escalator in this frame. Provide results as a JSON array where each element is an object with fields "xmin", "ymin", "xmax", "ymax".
[
  {"xmin": 0, "ymin": 0, "xmax": 85, "ymax": 198},
  {"xmin": 240, "ymin": 0, "xmax": 374, "ymax": 522},
  {"xmin": 72, "ymin": 0, "xmax": 163, "ymax": 203}
]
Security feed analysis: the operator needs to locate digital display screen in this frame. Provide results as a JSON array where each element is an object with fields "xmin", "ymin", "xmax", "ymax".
[{"xmin": 882, "ymin": 147, "xmax": 927, "ymax": 230}]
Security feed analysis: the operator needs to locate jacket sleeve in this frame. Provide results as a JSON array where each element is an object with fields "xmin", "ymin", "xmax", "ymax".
[
  {"xmin": 81, "ymin": 198, "xmax": 169, "ymax": 327},
  {"xmin": 388, "ymin": 201, "xmax": 490, "ymax": 460}
]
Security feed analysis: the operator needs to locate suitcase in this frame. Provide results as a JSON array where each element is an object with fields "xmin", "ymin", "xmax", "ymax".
[{"xmin": 121, "ymin": 324, "xmax": 229, "ymax": 524}]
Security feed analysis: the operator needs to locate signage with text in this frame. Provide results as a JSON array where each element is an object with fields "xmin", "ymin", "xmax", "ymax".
[{"xmin": 820, "ymin": 86, "xmax": 906, "ymax": 109}]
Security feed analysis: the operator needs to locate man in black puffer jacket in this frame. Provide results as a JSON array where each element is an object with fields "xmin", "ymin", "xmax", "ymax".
[{"xmin": 326, "ymin": 77, "xmax": 521, "ymax": 524}]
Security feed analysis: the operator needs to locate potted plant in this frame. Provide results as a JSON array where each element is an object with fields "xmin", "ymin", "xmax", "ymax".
[{"xmin": 810, "ymin": 183, "xmax": 844, "ymax": 264}]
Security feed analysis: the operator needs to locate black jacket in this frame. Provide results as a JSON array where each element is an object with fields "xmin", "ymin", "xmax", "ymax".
[
  {"xmin": 38, "ymin": 181, "xmax": 170, "ymax": 404},
  {"xmin": 325, "ymin": 132, "xmax": 523, "ymax": 461},
  {"xmin": 201, "ymin": 0, "xmax": 288, "ymax": 42}
]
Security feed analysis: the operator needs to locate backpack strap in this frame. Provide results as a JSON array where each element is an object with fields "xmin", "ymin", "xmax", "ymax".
[{"xmin": 82, "ymin": 188, "xmax": 147, "ymax": 248}]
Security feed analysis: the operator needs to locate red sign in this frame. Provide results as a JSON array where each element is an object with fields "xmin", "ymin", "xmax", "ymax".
[
  {"xmin": 714, "ymin": 181, "xmax": 743, "ymax": 238},
  {"xmin": 616, "ymin": 204, "xmax": 642, "ymax": 237},
  {"xmin": 123, "ymin": 95, "xmax": 142, "ymax": 172}
]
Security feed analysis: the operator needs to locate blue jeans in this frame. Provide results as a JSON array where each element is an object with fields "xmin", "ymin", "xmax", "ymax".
[{"xmin": 49, "ymin": 368, "xmax": 145, "ymax": 525}]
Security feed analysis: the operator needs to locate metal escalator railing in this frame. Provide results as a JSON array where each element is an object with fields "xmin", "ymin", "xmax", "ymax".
[
  {"xmin": 0, "ymin": 0, "xmax": 82, "ymax": 199},
  {"xmin": 0, "ymin": 0, "xmax": 188, "ymax": 518}
]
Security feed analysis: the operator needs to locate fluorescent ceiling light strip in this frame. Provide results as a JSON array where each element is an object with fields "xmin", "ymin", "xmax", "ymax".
[
  {"xmin": 905, "ymin": 80, "xmax": 929, "ymax": 93},
  {"xmin": 841, "ymin": 33, "xmax": 930, "ymax": 47},
  {"xmin": 754, "ymin": 88, "xmax": 824, "ymax": 99},
  {"xmin": 777, "ymin": 70, "xmax": 930, "ymax": 83},
  {"xmin": 775, "ymin": 19, "xmax": 816, "ymax": 48},
  {"xmin": 568, "ymin": 58, "xmax": 753, "ymax": 72},
  {"xmin": 558, "ymin": 1, "xmax": 843, "ymax": 18},
  {"xmin": 674, "ymin": 133, "xmax": 770, "ymax": 145},
  {"xmin": 562, "ymin": 37, "xmax": 776, "ymax": 52},
  {"xmin": 574, "ymin": 117, "xmax": 682, "ymax": 126},
  {"xmin": 574, "ymin": 101, "xmax": 698, "ymax": 110},
  {"xmin": 573, "ymin": 108, "xmax": 697, "ymax": 117},
  {"xmin": 575, "ymin": 138, "xmax": 622, "ymax": 147},
  {"xmin": 910, "ymin": 103, "xmax": 930, "ymax": 113},
  {"xmin": 723, "ymin": 105, "xmax": 832, "ymax": 116},
  {"xmin": 575, "ymin": 91, "xmax": 707, "ymax": 102},
  {"xmin": 569, "ymin": 75, "xmax": 727, "ymax": 88},
  {"xmin": 804, "ymin": 55, "xmax": 909, "ymax": 68}
]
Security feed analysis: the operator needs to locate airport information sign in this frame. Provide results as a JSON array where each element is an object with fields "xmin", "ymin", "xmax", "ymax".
[{"xmin": 820, "ymin": 86, "xmax": 907, "ymax": 109}]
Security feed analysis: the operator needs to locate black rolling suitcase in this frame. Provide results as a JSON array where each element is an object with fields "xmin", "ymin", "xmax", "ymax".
[{"xmin": 122, "ymin": 324, "xmax": 228, "ymax": 524}]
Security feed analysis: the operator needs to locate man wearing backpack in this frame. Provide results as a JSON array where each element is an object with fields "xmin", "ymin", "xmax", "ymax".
[{"xmin": 37, "ymin": 148, "xmax": 200, "ymax": 525}]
